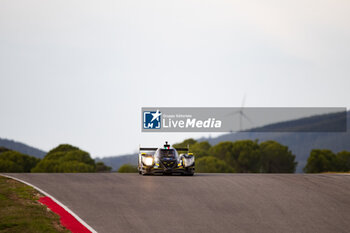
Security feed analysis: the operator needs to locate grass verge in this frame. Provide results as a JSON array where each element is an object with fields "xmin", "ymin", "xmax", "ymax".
[{"xmin": 0, "ymin": 176, "xmax": 70, "ymax": 233}]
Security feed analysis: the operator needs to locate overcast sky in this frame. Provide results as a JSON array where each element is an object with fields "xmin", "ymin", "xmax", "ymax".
[{"xmin": 0, "ymin": 0, "xmax": 349, "ymax": 157}]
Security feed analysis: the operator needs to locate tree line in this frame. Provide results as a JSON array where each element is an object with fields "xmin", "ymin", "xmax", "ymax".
[
  {"xmin": 0, "ymin": 145, "xmax": 111, "ymax": 173},
  {"xmin": 174, "ymin": 139, "xmax": 297, "ymax": 173},
  {"xmin": 303, "ymin": 149, "xmax": 350, "ymax": 173},
  {"xmin": 118, "ymin": 139, "xmax": 350, "ymax": 173},
  {"xmin": 1, "ymin": 140, "xmax": 349, "ymax": 173},
  {"xmin": 118, "ymin": 139, "xmax": 299, "ymax": 173}
]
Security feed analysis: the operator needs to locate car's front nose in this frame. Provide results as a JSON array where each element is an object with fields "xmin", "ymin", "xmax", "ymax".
[{"xmin": 160, "ymin": 158, "xmax": 176, "ymax": 169}]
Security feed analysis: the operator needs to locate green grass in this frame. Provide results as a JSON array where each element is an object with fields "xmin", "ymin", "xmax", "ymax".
[{"xmin": 0, "ymin": 176, "xmax": 70, "ymax": 233}]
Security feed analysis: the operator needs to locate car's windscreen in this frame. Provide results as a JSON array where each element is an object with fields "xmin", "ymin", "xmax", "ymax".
[{"xmin": 159, "ymin": 149, "xmax": 176, "ymax": 158}]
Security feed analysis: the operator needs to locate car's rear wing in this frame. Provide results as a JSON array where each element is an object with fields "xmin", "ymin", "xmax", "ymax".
[
  {"xmin": 139, "ymin": 147, "xmax": 158, "ymax": 151},
  {"xmin": 139, "ymin": 147, "xmax": 189, "ymax": 152},
  {"xmin": 140, "ymin": 147, "xmax": 188, "ymax": 152},
  {"xmin": 139, "ymin": 141, "xmax": 190, "ymax": 153},
  {"xmin": 175, "ymin": 148, "xmax": 189, "ymax": 152}
]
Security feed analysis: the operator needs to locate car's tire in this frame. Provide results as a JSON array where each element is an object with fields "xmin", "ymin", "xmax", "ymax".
[
  {"xmin": 141, "ymin": 169, "xmax": 151, "ymax": 175},
  {"xmin": 183, "ymin": 172, "xmax": 194, "ymax": 176}
]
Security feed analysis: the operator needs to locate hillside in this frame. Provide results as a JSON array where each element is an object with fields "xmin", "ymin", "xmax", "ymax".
[
  {"xmin": 201, "ymin": 111, "xmax": 350, "ymax": 172},
  {"xmin": 0, "ymin": 138, "xmax": 46, "ymax": 158}
]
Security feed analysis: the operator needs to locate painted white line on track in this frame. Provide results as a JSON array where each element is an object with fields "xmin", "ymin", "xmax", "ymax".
[{"xmin": 0, "ymin": 174, "xmax": 97, "ymax": 233}]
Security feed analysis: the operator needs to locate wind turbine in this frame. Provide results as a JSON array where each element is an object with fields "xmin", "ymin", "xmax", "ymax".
[{"xmin": 227, "ymin": 94, "xmax": 254, "ymax": 131}]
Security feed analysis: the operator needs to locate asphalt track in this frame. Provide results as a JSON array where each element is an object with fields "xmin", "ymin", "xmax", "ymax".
[{"xmin": 3, "ymin": 173, "xmax": 350, "ymax": 233}]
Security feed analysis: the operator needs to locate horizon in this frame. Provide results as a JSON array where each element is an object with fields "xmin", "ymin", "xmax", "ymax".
[{"xmin": 1, "ymin": 108, "xmax": 348, "ymax": 158}]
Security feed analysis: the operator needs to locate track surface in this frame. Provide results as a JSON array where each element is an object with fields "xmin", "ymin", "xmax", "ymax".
[{"xmin": 3, "ymin": 173, "xmax": 350, "ymax": 233}]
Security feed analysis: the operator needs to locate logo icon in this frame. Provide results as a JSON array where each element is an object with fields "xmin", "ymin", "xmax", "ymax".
[{"xmin": 143, "ymin": 110, "xmax": 162, "ymax": 129}]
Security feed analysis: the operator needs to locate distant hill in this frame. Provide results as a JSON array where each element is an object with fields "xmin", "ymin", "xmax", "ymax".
[
  {"xmin": 200, "ymin": 111, "xmax": 350, "ymax": 172},
  {"xmin": 96, "ymin": 154, "xmax": 138, "ymax": 171},
  {"xmin": 99, "ymin": 111, "xmax": 350, "ymax": 173},
  {"xmin": 4, "ymin": 111, "xmax": 347, "ymax": 172},
  {"xmin": 248, "ymin": 110, "xmax": 346, "ymax": 132},
  {"xmin": 0, "ymin": 138, "xmax": 46, "ymax": 158}
]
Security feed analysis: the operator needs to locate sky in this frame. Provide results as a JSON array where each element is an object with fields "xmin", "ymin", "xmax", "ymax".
[{"xmin": 0, "ymin": 0, "xmax": 349, "ymax": 157}]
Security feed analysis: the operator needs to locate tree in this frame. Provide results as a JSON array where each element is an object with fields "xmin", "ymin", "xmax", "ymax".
[
  {"xmin": 95, "ymin": 162, "xmax": 112, "ymax": 172},
  {"xmin": 260, "ymin": 141, "xmax": 297, "ymax": 173},
  {"xmin": 31, "ymin": 160, "xmax": 60, "ymax": 173},
  {"xmin": 57, "ymin": 161, "xmax": 95, "ymax": 173},
  {"xmin": 209, "ymin": 140, "xmax": 262, "ymax": 172},
  {"xmin": 196, "ymin": 156, "xmax": 234, "ymax": 173},
  {"xmin": 303, "ymin": 149, "xmax": 336, "ymax": 173},
  {"xmin": 174, "ymin": 139, "xmax": 212, "ymax": 158},
  {"xmin": 336, "ymin": 151, "xmax": 350, "ymax": 172},
  {"xmin": 46, "ymin": 144, "xmax": 80, "ymax": 155},
  {"xmin": 32, "ymin": 144, "xmax": 97, "ymax": 173},
  {"xmin": 232, "ymin": 140, "xmax": 261, "ymax": 173},
  {"xmin": 0, "ymin": 150, "xmax": 40, "ymax": 172},
  {"xmin": 173, "ymin": 138, "xmax": 197, "ymax": 148},
  {"xmin": 209, "ymin": 141, "xmax": 236, "ymax": 167},
  {"xmin": 190, "ymin": 141, "xmax": 211, "ymax": 158},
  {"xmin": 0, "ymin": 147, "xmax": 10, "ymax": 153},
  {"xmin": 0, "ymin": 159, "xmax": 22, "ymax": 172},
  {"xmin": 118, "ymin": 164, "xmax": 138, "ymax": 173}
]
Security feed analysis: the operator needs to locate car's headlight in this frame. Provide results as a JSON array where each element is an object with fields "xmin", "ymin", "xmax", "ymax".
[{"xmin": 142, "ymin": 157, "xmax": 154, "ymax": 166}]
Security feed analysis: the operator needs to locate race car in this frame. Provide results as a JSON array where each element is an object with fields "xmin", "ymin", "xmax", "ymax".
[{"xmin": 138, "ymin": 141, "xmax": 195, "ymax": 176}]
